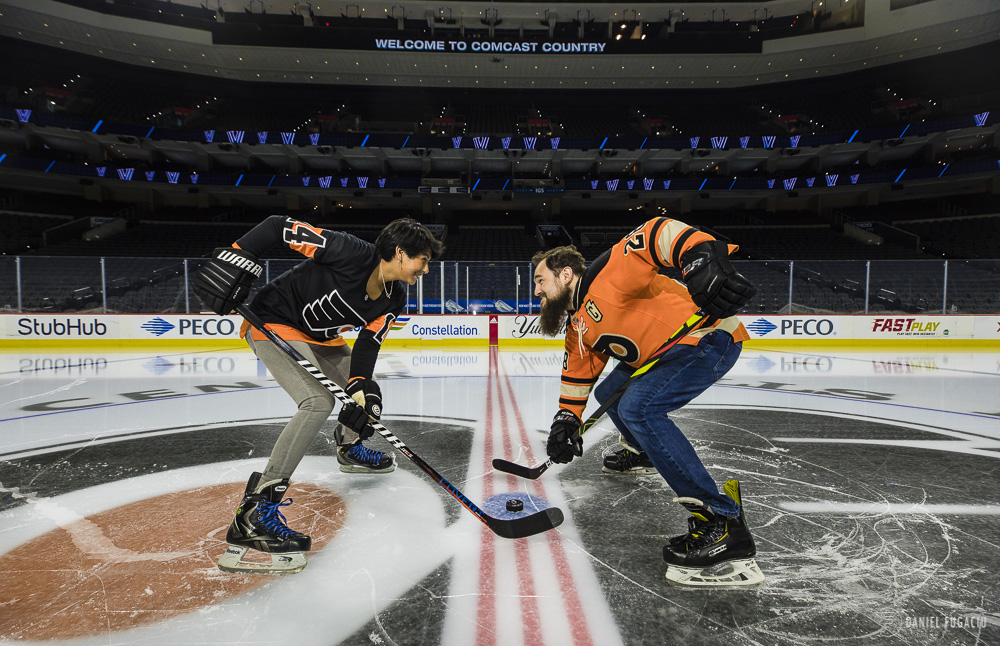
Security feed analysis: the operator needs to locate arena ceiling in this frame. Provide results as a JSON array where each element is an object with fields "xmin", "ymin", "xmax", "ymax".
[{"xmin": 0, "ymin": 0, "xmax": 998, "ymax": 90}]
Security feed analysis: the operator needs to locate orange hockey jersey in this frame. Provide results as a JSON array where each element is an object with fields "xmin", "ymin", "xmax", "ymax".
[{"xmin": 557, "ymin": 217, "xmax": 749, "ymax": 419}]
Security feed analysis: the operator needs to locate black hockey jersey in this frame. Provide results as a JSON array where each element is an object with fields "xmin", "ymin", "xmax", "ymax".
[{"xmin": 233, "ymin": 215, "xmax": 403, "ymax": 382}]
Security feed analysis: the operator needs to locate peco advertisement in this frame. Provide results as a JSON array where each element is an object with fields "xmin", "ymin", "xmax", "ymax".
[{"xmin": 742, "ymin": 316, "xmax": 841, "ymax": 339}]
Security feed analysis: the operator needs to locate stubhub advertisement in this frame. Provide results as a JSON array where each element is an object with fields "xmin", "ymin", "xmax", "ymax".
[{"xmin": 8, "ymin": 316, "xmax": 119, "ymax": 338}]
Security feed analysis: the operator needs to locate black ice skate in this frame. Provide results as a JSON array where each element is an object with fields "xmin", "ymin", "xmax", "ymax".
[
  {"xmin": 662, "ymin": 479, "xmax": 764, "ymax": 588},
  {"xmin": 601, "ymin": 446, "xmax": 656, "ymax": 474},
  {"xmin": 334, "ymin": 424, "xmax": 396, "ymax": 474},
  {"xmin": 218, "ymin": 472, "xmax": 311, "ymax": 574}
]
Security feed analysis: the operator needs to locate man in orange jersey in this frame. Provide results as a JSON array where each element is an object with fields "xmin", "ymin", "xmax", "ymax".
[
  {"xmin": 531, "ymin": 218, "xmax": 765, "ymax": 587},
  {"xmin": 193, "ymin": 216, "xmax": 442, "ymax": 573}
]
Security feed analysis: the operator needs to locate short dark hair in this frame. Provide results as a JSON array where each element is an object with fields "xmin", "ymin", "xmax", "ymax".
[
  {"xmin": 376, "ymin": 218, "xmax": 444, "ymax": 261},
  {"xmin": 532, "ymin": 245, "xmax": 586, "ymax": 275}
]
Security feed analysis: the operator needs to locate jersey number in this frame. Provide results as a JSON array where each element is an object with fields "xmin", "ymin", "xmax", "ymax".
[
  {"xmin": 592, "ymin": 334, "xmax": 641, "ymax": 363},
  {"xmin": 624, "ymin": 232, "xmax": 646, "ymax": 257},
  {"xmin": 283, "ymin": 221, "xmax": 327, "ymax": 248}
]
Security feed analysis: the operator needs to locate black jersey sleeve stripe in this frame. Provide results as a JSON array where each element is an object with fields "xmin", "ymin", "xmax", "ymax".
[
  {"xmin": 348, "ymin": 332, "xmax": 380, "ymax": 381},
  {"xmin": 671, "ymin": 227, "xmax": 698, "ymax": 269},
  {"xmin": 648, "ymin": 218, "xmax": 671, "ymax": 269},
  {"xmin": 561, "ymin": 375, "xmax": 599, "ymax": 385}
]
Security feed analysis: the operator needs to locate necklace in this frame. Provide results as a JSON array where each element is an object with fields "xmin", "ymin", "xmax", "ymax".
[{"xmin": 379, "ymin": 262, "xmax": 393, "ymax": 297}]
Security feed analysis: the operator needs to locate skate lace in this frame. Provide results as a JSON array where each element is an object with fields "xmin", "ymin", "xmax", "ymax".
[
  {"xmin": 257, "ymin": 498, "xmax": 304, "ymax": 538},
  {"xmin": 686, "ymin": 515, "xmax": 709, "ymax": 536},
  {"xmin": 622, "ymin": 450, "xmax": 645, "ymax": 468},
  {"xmin": 347, "ymin": 443, "xmax": 384, "ymax": 465},
  {"xmin": 681, "ymin": 516, "xmax": 726, "ymax": 549}
]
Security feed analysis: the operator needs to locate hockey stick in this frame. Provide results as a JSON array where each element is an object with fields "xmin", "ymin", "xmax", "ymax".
[
  {"xmin": 492, "ymin": 310, "xmax": 707, "ymax": 480},
  {"xmin": 236, "ymin": 304, "xmax": 564, "ymax": 539}
]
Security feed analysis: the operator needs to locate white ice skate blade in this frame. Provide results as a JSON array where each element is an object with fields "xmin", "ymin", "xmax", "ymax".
[
  {"xmin": 217, "ymin": 545, "xmax": 308, "ymax": 575},
  {"xmin": 665, "ymin": 558, "xmax": 765, "ymax": 589},
  {"xmin": 601, "ymin": 465, "xmax": 657, "ymax": 475},
  {"xmin": 338, "ymin": 462, "xmax": 397, "ymax": 474}
]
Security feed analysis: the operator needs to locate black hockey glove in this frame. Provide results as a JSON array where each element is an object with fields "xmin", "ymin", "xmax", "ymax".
[
  {"xmin": 547, "ymin": 410, "xmax": 583, "ymax": 464},
  {"xmin": 680, "ymin": 240, "xmax": 756, "ymax": 319},
  {"xmin": 337, "ymin": 377, "xmax": 382, "ymax": 441},
  {"xmin": 193, "ymin": 247, "xmax": 263, "ymax": 316}
]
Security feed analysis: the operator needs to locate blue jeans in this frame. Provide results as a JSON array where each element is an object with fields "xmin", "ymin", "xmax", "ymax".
[{"xmin": 594, "ymin": 330, "xmax": 742, "ymax": 517}]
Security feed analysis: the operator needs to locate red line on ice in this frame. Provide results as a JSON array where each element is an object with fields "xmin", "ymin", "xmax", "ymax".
[
  {"xmin": 494, "ymin": 349, "xmax": 543, "ymax": 646},
  {"xmin": 498, "ymin": 354, "xmax": 595, "ymax": 646}
]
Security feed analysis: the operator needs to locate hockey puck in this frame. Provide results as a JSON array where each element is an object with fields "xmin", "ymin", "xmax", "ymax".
[{"xmin": 506, "ymin": 499, "xmax": 524, "ymax": 512}]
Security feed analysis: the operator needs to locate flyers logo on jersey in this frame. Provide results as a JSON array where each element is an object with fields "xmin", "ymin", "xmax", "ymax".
[
  {"xmin": 302, "ymin": 290, "xmax": 366, "ymax": 338},
  {"xmin": 584, "ymin": 299, "xmax": 603, "ymax": 322}
]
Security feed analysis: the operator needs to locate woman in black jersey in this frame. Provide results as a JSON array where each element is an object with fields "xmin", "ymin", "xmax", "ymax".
[{"xmin": 194, "ymin": 216, "xmax": 442, "ymax": 573}]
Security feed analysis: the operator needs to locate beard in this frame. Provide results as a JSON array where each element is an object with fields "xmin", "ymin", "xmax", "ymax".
[{"xmin": 538, "ymin": 284, "xmax": 573, "ymax": 337}]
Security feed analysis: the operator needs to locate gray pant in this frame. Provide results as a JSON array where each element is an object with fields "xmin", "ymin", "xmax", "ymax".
[{"xmin": 246, "ymin": 334, "xmax": 354, "ymax": 481}]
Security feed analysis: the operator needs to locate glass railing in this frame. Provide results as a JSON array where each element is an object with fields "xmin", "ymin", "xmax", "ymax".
[{"xmin": 1, "ymin": 257, "xmax": 998, "ymax": 315}]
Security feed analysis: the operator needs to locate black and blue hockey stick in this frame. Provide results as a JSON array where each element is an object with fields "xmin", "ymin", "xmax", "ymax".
[{"xmin": 237, "ymin": 304, "xmax": 563, "ymax": 539}]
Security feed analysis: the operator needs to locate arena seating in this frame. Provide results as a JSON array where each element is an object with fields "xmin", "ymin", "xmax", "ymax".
[
  {"xmin": 0, "ymin": 213, "xmax": 74, "ymax": 254},
  {"xmin": 3, "ymin": 35, "xmax": 995, "ymax": 144},
  {"xmin": 898, "ymin": 215, "xmax": 1000, "ymax": 259},
  {"xmin": 444, "ymin": 226, "xmax": 543, "ymax": 261},
  {"xmin": 712, "ymin": 224, "xmax": 930, "ymax": 261}
]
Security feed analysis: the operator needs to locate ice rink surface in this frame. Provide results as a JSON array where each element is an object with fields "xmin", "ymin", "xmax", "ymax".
[{"xmin": 2, "ymin": 344, "xmax": 999, "ymax": 645}]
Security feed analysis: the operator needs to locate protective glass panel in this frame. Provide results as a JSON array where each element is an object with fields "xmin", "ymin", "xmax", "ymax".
[
  {"xmin": 17, "ymin": 256, "xmax": 103, "ymax": 313},
  {"xmin": 867, "ymin": 260, "xmax": 946, "ymax": 314},
  {"xmin": 0, "ymin": 257, "xmax": 18, "ymax": 312},
  {"xmin": 945, "ymin": 260, "xmax": 1000, "ymax": 314},
  {"xmin": 734, "ymin": 261, "xmax": 792, "ymax": 315},
  {"xmin": 104, "ymin": 257, "xmax": 188, "ymax": 314},
  {"xmin": 464, "ymin": 262, "xmax": 530, "ymax": 314},
  {"xmin": 789, "ymin": 260, "xmax": 869, "ymax": 314}
]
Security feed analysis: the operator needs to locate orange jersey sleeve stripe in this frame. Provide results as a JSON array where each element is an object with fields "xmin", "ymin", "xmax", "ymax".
[
  {"xmin": 240, "ymin": 319, "xmax": 347, "ymax": 347},
  {"xmin": 365, "ymin": 314, "xmax": 394, "ymax": 344},
  {"xmin": 558, "ymin": 398, "xmax": 588, "ymax": 419}
]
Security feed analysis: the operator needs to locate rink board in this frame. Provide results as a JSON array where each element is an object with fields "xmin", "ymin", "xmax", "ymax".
[{"xmin": 1, "ymin": 313, "xmax": 998, "ymax": 350}]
